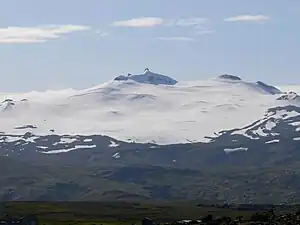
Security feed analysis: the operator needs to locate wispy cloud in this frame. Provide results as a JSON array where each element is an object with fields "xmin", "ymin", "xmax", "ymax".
[
  {"xmin": 0, "ymin": 25, "xmax": 90, "ymax": 44},
  {"xmin": 196, "ymin": 29, "xmax": 215, "ymax": 35},
  {"xmin": 156, "ymin": 36, "xmax": 195, "ymax": 42},
  {"xmin": 173, "ymin": 18, "xmax": 214, "ymax": 36},
  {"xmin": 111, "ymin": 17, "xmax": 164, "ymax": 27},
  {"xmin": 96, "ymin": 30, "xmax": 110, "ymax": 37},
  {"xmin": 169, "ymin": 18, "xmax": 209, "ymax": 27},
  {"xmin": 111, "ymin": 17, "xmax": 211, "ymax": 29},
  {"xmin": 111, "ymin": 17, "xmax": 215, "ymax": 39},
  {"xmin": 224, "ymin": 14, "xmax": 270, "ymax": 22}
]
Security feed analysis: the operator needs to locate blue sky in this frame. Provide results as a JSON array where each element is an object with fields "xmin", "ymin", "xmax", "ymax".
[{"xmin": 0, "ymin": 0, "xmax": 299, "ymax": 91}]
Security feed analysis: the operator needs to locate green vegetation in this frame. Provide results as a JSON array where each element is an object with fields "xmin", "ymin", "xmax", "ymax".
[
  {"xmin": 3, "ymin": 158, "xmax": 300, "ymax": 204},
  {"xmin": 2, "ymin": 201, "xmax": 256, "ymax": 225}
]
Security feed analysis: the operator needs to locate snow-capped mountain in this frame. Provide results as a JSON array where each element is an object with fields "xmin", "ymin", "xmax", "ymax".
[
  {"xmin": 0, "ymin": 69, "xmax": 299, "ymax": 155},
  {"xmin": 2, "ymin": 69, "xmax": 300, "ymax": 203}
]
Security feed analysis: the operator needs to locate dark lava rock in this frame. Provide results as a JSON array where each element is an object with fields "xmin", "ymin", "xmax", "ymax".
[{"xmin": 218, "ymin": 74, "xmax": 242, "ymax": 81}]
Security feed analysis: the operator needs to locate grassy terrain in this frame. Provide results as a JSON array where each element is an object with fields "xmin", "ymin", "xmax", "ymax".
[
  {"xmin": 3, "ymin": 162, "xmax": 300, "ymax": 204},
  {"xmin": 2, "ymin": 202, "xmax": 256, "ymax": 225},
  {"xmin": 3, "ymin": 154, "xmax": 300, "ymax": 204}
]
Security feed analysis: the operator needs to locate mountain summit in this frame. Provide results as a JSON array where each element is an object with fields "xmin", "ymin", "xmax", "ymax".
[
  {"xmin": 114, "ymin": 68, "xmax": 178, "ymax": 85},
  {"xmin": 218, "ymin": 74, "xmax": 242, "ymax": 81}
]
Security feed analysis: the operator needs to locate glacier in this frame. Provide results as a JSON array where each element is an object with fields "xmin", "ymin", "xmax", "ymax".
[{"xmin": 0, "ymin": 69, "xmax": 299, "ymax": 145}]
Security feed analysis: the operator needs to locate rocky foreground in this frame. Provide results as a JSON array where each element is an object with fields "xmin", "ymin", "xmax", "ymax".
[
  {"xmin": 3, "ymin": 211, "xmax": 300, "ymax": 225},
  {"xmin": 146, "ymin": 209, "xmax": 300, "ymax": 225}
]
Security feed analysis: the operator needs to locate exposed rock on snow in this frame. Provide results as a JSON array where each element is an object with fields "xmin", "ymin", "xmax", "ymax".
[
  {"xmin": 277, "ymin": 91, "xmax": 300, "ymax": 101},
  {"xmin": 218, "ymin": 74, "xmax": 242, "ymax": 81},
  {"xmin": 114, "ymin": 68, "xmax": 178, "ymax": 85},
  {"xmin": 256, "ymin": 81, "xmax": 282, "ymax": 95},
  {"xmin": 217, "ymin": 75, "xmax": 282, "ymax": 95}
]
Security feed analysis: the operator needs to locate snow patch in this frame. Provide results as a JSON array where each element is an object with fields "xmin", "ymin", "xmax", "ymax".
[
  {"xmin": 290, "ymin": 121, "xmax": 300, "ymax": 127},
  {"xmin": 224, "ymin": 147, "xmax": 248, "ymax": 153},
  {"xmin": 109, "ymin": 141, "xmax": 119, "ymax": 148},
  {"xmin": 42, "ymin": 145, "xmax": 96, "ymax": 154},
  {"xmin": 0, "ymin": 135, "xmax": 38, "ymax": 143},
  {"xmin": 36, "ymin": 146, "xmax": 48, "ymax": 149},
  {"xmin": 231, "ymin": 129, "xmax": 259, "ymax": 140},
  {"xmin": 54, "ymin": 137, "xmax": 78, "ymax": 145},
  {"xmin": 265, "ymin": 121, "xmax": 276, "ymax": 131},
  {"xmin": 112, "ymin": 152, "xmax": 120, "ymax": 159},
  {"xmin": 252, "ymin": 127, "xmax": 268, "ymax": 137},
  {"xmin": 274, "ymin": 110, "xmax": 300, "ymax": 120},
  {"xmin": 265, "ymin": 139, "xmax": 280, "ymax": 144}
]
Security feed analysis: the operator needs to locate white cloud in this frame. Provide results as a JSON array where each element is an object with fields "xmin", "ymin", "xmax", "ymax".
[
  {"xmin": 0, "ymin": 25, "xmax": 90, "ymax": 44},
  {"xmin": 224, "ymin": 15, "xmax": 270, "ymax": 22},
  {"xmin": 111, "ymin": 17, "xmax": 215, "ymax": 38},
  {"xmin": 111, "ymin": 17, "xmax": 164, "ymax": 27},
  {"xmin": 172, "ymin": 18, "xmax": 209, "ymax": 27},
  {"xmin": 196, "ymin": 29, "xmax": 215, "ymax": 35},
  {"xmin": 111, "ymin": 17, "xmax": 210, "ymax": 28},
  {"xmin": 165, "ymin": 17, "xmax": 214, "ymax": 35},
  {"xmin": 156, "ymin": 36, "xmax": 195, "ymax": 42},
  {"xmin": 96, "ymin": 30, "xmax": 110, "ymax": 37}
]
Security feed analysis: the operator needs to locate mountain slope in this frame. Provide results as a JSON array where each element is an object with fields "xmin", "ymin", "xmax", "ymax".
[{"xmin": 3, "ymin": 155, "xmax": 300, "ymax": 203}]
